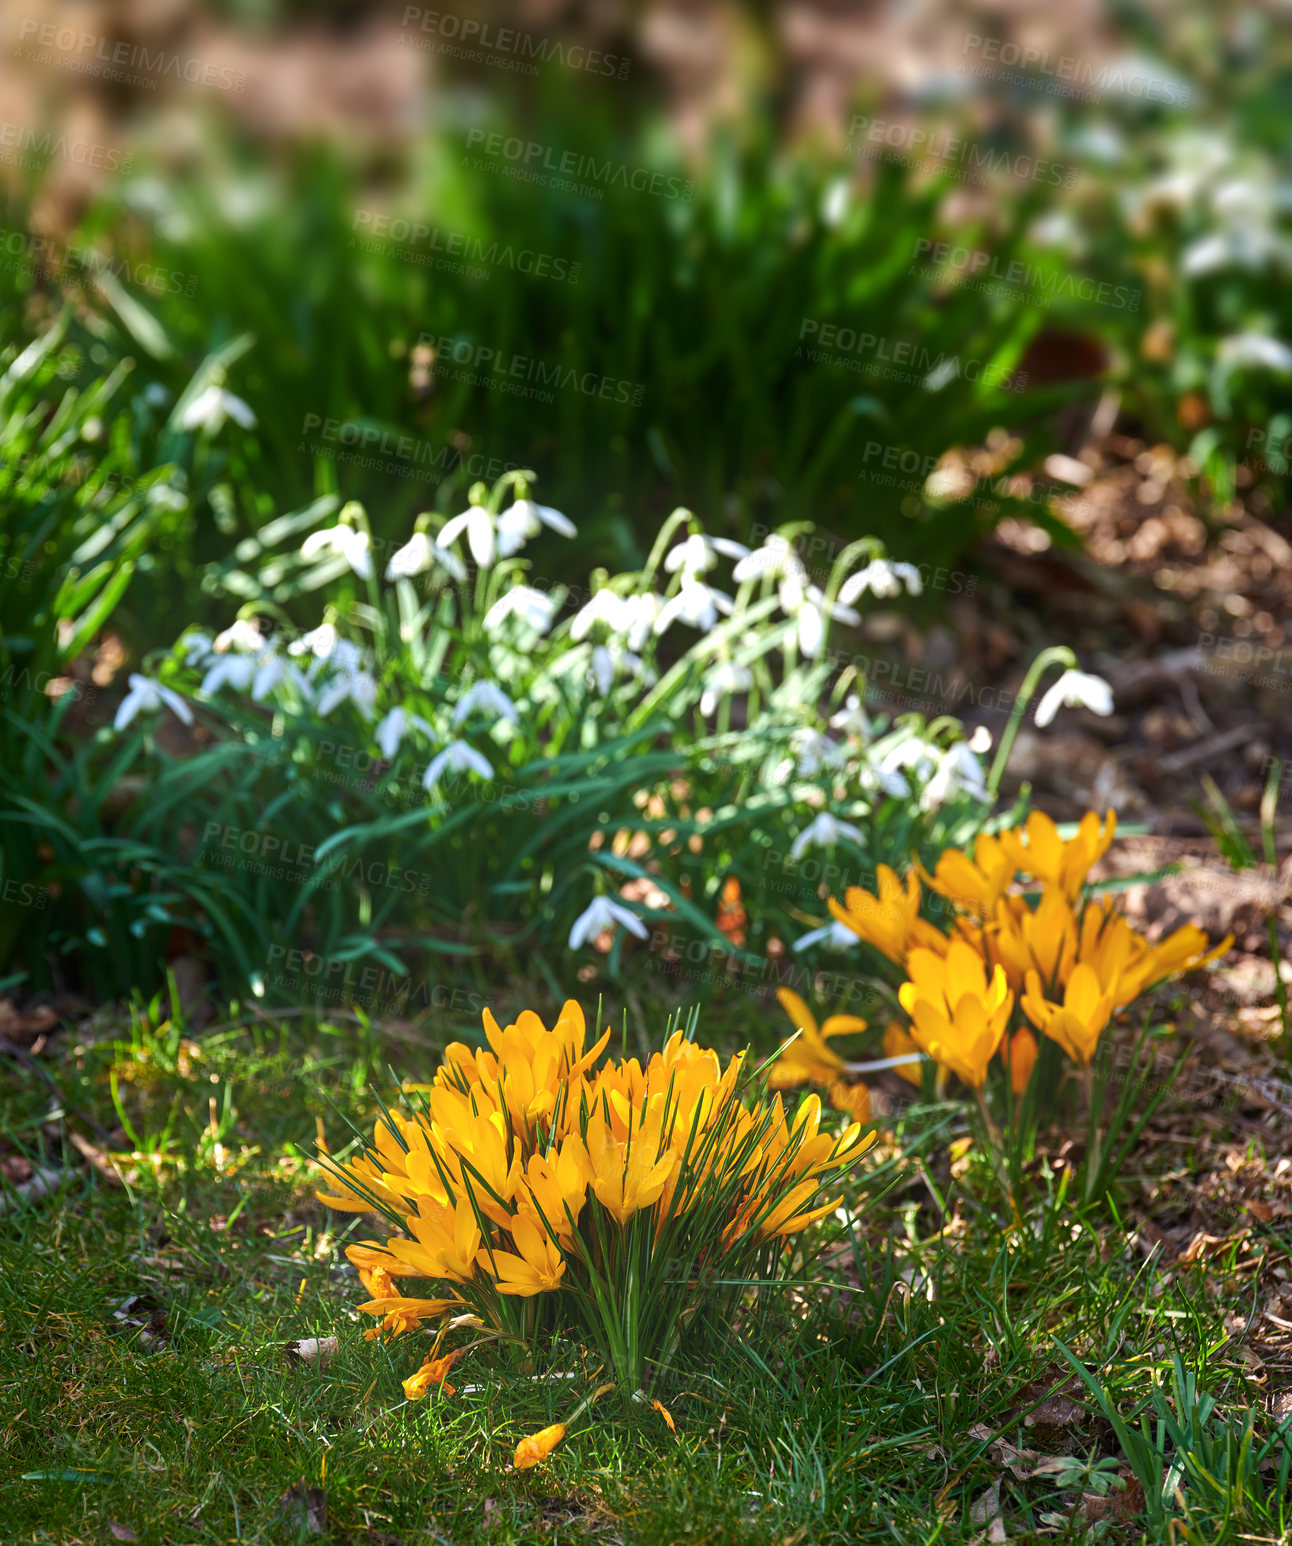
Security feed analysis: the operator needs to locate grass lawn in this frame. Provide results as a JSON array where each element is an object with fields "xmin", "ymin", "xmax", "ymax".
[{"xmin": 2, "ymin": 999, "xmax": 1289, "ymax": 1545}]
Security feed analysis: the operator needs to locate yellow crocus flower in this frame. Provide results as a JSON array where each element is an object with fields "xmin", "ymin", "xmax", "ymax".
[
  {"xmin": 997, "ymin": 809, "xmax": 1117, "ymax": 900},
  {"xmin": 491, "ymin": 1214, "xmax": 567, "ymax": 1297},
  {"xmin": 917, "ymin": 833, "xmax": 1015, "ymax": 920},
  {"xmin": 769, "ymin": 987, "xmax": 867, "ymax": 1090},
  {"xmin": 585, "ymin": 1112, "xmax": 676, "ymax": 1226},
  {"xmin": 898, "ymin": 940, "xmax": 1014, "ymax": 1089},
  {"xmin": 827, "ymin": 864, "xmax": 948, "ymax": 964},
  {"xmin": 514, "ymin": 1422, "xmax": 566, "ymax": 1469},
  {"xmin": 1021, "ymin": 963, "xmax": 1116, "ymax": 1065}
]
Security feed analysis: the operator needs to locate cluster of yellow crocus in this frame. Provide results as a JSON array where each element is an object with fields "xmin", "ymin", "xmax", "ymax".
[
  {"xmin": 319, "ymin": 1002, "xmax": 873, "ymax": 1383},
  {"xmin": 777, "ymin": 811, "xmax": 1229, "ymax": 1102}
]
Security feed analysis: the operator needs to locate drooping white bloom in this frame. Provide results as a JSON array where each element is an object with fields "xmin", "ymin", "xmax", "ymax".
[
  {"xmin": 316, "ymin": 669, "xmax": 378, "ymax": 719},
  {"xmin": 375, "ymin": 706, "xmax": 435, "ymax": 759},
  {"xmin": 567, "ymin": 895, "xmax": 649, "ymax": 950},
  {"xmin": 114, "ymin": 673, "xmax": 193, "ymax": 731},
  {"xmin": 790, "ymin": 812, "xmax": 866, "ymax": 861},
  {"xmin": 654, "ymin": 579, "xmax": 734, "ymax": 635},
  {"xmin": 422, "ymin": 740, "xmax": 492, "ymax": 792},
  {"xmin": 214, "ymin": 618, "xmax": 265, "ymax": 653},
  {"xmin": 182, "ymin": 632, "xmax": 214, "ymax": 666},
  {"xmin": 180, "ymin": 385, "xmax": 256, "ymax": 435},
  {"xmin": 201, "ymin": 654, "xmax": 258, "ymax": 695},
  {"xmin": 838, "ymin": 560, "xmax": 924, "ymax": 604},
  {"xmin": 1216, "ymin": 333, "xmax": 1292, "ymax": 374},
  {"xmin": 1035, "ymin": 669, "xmax": 1114, "ymax": 728},
  {"xmin": 385, "ymin": 531, "xmax": 467, "ymax": 583},
  {"xmin": 483, "ymin": 585, "xmax": 557, "ymax": 635},
  {"xmin": 921, "ymin": 742, "xmax": 991, "ymax": 811},
  {"xmin": 699, "ymin": 661, "xmax": 753, "ymax": 717},
  {"xmin": 498, "ymin": 498, "xmax": 577, "ymax": 555},
  {"xmin": 621, "ymin": 592, "xmax": 662, "ymax": 651},
  {"xmin": 792, "ymin": 920, "xmax": 860, "ymax": 953},
  {"xmin": 287, "ymin": 625, "xmax": 363, "ymax": 676},
  {"xmin": 301, "ymin": 523, "xmax": 372, "ymax": 579},
  {"xmin": 438, "ymin": 505, "xmax": 497, "ymax": 567},
  {"xmin": 859, "ymin": 763, "xmax": 911, "ymax": 800},
  {"xmin": 791, "ymin": 728, "xmax": 848, "ymax": 777},
  {"xmin": 732, "ymin": 533, "xmax": 806, "ymax": 589},
  {"xmin": 452, "ymin": 681, "xmax": 519, "ymax": 727},
  {"xmin": 570, "ymin": 588, "xmax": 631, "ymax": 641},
  {"xmin": 589, "ymin": 643, "xmax": 654, "ymax": 696},
  {"xmin": 779, "ymin": 579, "xmax": 860, "ymax": 658},
  {"xmin": 968, "ymin": 724, "xmax": 993, "ymax": 754},
  {"xmin": 829, "ymin": 695, "xmax": 873, "ymax": 740},
  {"xmin": 251, "ymin": 651, "xmax": 310, "ymax": 704},
  {"xmin": 664, "ymin": 533, "xmax": 749, "ymax": 578}
]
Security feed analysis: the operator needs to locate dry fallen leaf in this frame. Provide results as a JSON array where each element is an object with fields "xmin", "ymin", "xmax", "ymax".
[
  {"xmin": 279, "ymin": 1482, "xmax": 327, "ymax": 1536},
  {"xmin": 108, "ymin": 1524, "xmax": 139, "ymax": 1542},
  {"xmin": 286, "ymin": 1336, "xmax": 339, "ymax": 1367}
]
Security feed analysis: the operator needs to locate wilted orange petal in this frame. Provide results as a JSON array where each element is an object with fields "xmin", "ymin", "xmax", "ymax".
[
  {"xmin": 514, "ymin": 1422, "xmax": 567, "ymax": 1469},
  {"xmin": 650, "ymin": 1399, "xmax": 677, "ymax": 1434}
]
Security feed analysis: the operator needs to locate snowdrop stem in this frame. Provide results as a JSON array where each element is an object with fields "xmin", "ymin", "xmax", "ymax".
[
  {"xmin": 641, "ymin": 507, "xmax": 695, "ymax": 590},
  {"xmin": 985, "ymin": 646, "xmax": 1078, "ymax": 797},
  {"xmin": 826, "ymin": 537, "xmax": 883, "ymax": 609}
]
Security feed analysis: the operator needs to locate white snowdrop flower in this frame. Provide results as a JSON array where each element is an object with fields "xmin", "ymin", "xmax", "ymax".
[
  {"xmin": 423, "ymin": 740, "xmax": 492, "ymax": 792},
  {"xmin": 483, "ymin": 585, "xmax": 557, "ymax": 635},
  {"xmin": 589, "ymin": 644, "xmax": 653, "ymax": 696},
  {"xmin": 790, "ymin": 813, "xmax": 866, "ymax": 861},
  {"xmin": 838, "ymin": 560, "xmax": 923, "ymax": 604},
  {"xmin": 385, "ymin": 531, "xmax": 467, "ymax": 583},
  {"xmin": 114, "ymin": 673, "xmax": 192, "ymax": 731},
  {"xmin": 288, "ymin": 622, "xmax": 338, "ymax": 660},
  {"xmin": 214, "ymin": 618, "xmax": 264, "ymax": 653},
  {"xmin": 860, "ymin": 763, "xmax": 911, "ymax": 800},
  {"xmin": 180, "ymin": 385, "xmax": 256, "ymax": 434},
  {"xmin": 452, "ymin": 681, "xmax": 518, "ymax": 727},
  {"xmin": 439, "ymin": 504, "xmax": 497, "ymax": 567},
  {"xmin": 821, "ymin": 177, "xmax": 850, "ymax": 228},
  {"xmin": 786, "ymin": 583, "xmax": 859, "ymax": 658},
  {"xmin": 699, "ymin": 661, "xmax": 753, "ymax": 717},
  {"xmin": 301, "ymin": 523, "xmax": 372, "ymax": 580},
  {"xmin": 567, "ymin": 895, "xmax": 649, "ymax": 951},
  {"xmin": 664, "ymin": 533, "xmax": 749, "ymax": 578},
  {"xmin": 921, "ymin": 742, "xmax": 991, "ymax": 811},
  {"xmin": 792, "ymin": 920, "xmax": 860, "ymax": 953},
  {"xmin": 182, "ymin": 632, "xmax": 214, "ymax": 667},
  {"xmin": 1216, "ymin": 333, "xmax": 1292, "ymax": 374},
  {"xmin": 792, "ymin": 728, "xmax": 847, "ymax": 777},
  {"xmin": 732, "ymin": 534, "xmax": 807, "ymax": 588},
  {"xmin": 968, "ymin": 724, "xmax": 993, "ymax": 754},
  {"xmin": 1035, "ymin": 669, "xmax": 1114, "ymax": 728},
  {"xmin": 829, "ymin": 695, "xmax": 873, "ymax": 740},
  {"xmin": 251, "ymin": 652, "xmax": 309, "ymax": 704},
  {"xmin": 201, "ymin": 654, "xmax": 258, "ymax": 695},
  {"xmin": 375, "ymin": 706, "xmax": 436, "ymax": 759},
  {"xmin": 654, "ymin": 579, "xmax": 734, "ymax": 635},
  {"xmin": 316, "ymin": 669, "xmax": 378, "ymax": 719},
  {"xmin": 621, "ymin": 592, "xmax": 662, "ymax": 652},
  {"xmin": 501, "ymin": 497, "xmax": 577, "ymax": 544},
  {"xmin": 570, "ymin": 589, "xmax": 631, "ymax": 641},
  {"xmin": 879, "ymin": 738, "xmax": 939, "ymax": 786}
]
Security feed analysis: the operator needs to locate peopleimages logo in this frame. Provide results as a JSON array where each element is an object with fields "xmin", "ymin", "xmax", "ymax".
[
  {"xmin": 909, "ymin": 238, "xmax": 1140, "ymax": 313},
  {"xmin": 958, "ymin": 33, "xmax": 1192, "ymax": 107},
  {"xmin": 0, "ymin": 123, "xmax": 133, "ymax": 172},
  {"xmin": 797, "ymin": 320, "xmax": 1028, "ymax": 393},
  {"xmin": 463, "ymin": 129, "xmax": 693, "ymax": 203},
  {"xmin": 417, "ymin": 333, "xmax": 646, "ymax": 407},
  {"xmin": 351, "ymin": 211, "xmax": 580, "ymax": 285},
  {"xmin": 401, "ymin": 7, "xmax": 630, "ymax": 78},
  {"xmin": 16, "ymin": 19, "xmax": 247, "ymax": 92}
]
